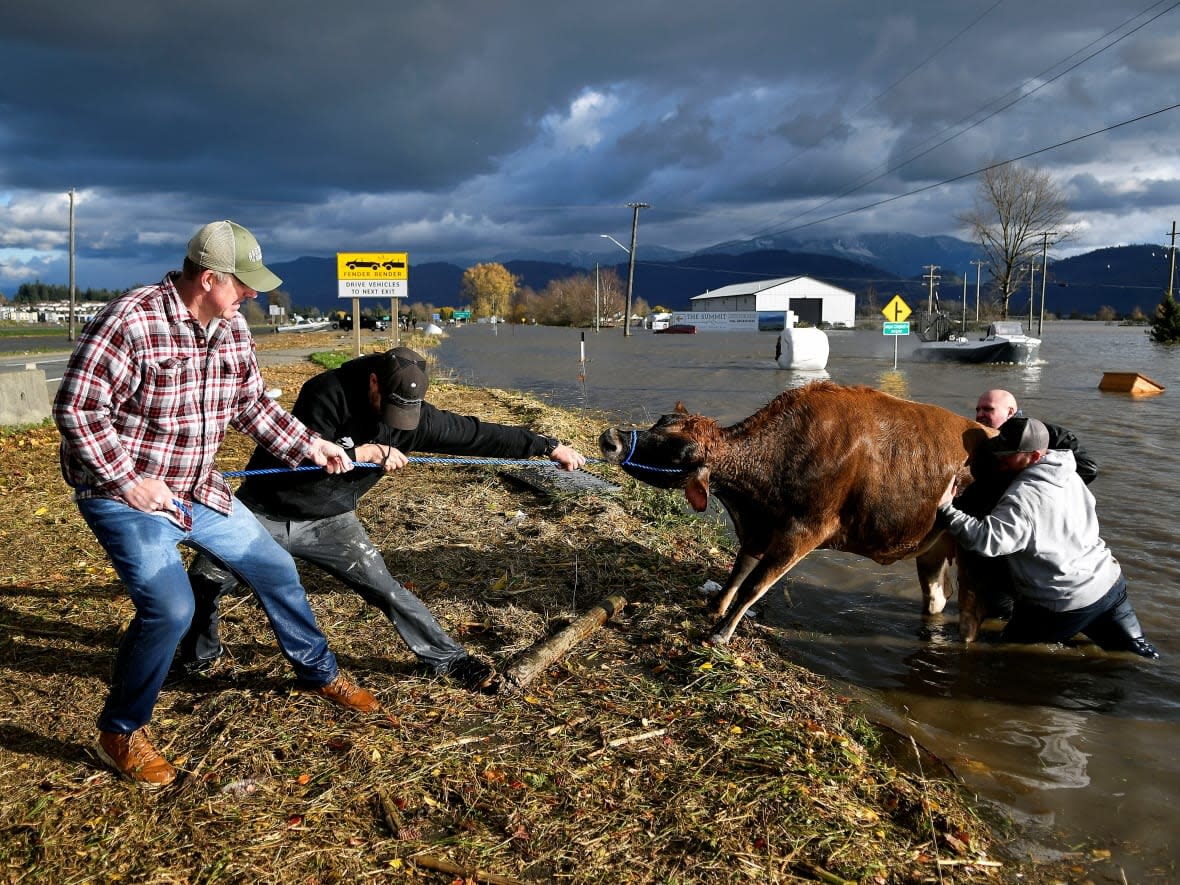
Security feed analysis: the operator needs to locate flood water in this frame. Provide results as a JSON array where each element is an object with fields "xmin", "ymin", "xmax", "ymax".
[{"xmin": 435, "ymin": 320, "xmax": 1179, "ymax": 881}]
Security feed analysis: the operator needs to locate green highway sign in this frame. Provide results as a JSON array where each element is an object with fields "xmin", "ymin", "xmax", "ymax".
[{"xmin": 883, "ymin": 321, "xmax": 910, "ymax": 336}]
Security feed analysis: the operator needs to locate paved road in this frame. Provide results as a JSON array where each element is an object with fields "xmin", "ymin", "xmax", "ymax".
[
  {"xmin": 0, "ymin": 337, "xmax": 340, "ymax": 402},
  {"xmin": 0, "ymin": 352, "xmax": 72, "ymax": 401}
]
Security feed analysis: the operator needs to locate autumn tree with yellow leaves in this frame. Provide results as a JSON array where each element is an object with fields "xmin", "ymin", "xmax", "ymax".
[{"xmin": 461, "ymin": 263, "xmax": 519, "ymax": 321}]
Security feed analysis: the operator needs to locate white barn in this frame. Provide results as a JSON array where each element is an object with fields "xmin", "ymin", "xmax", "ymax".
[{"xmin": 688, "ymin": 276, "xmax": 856, "ymax": 328}]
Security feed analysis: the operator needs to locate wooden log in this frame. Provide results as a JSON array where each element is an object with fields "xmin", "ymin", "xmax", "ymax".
[
  {"xmin": 411, "ymin": 854, "xmax": 526, "ymax": 885},
  {"xmin": 502, "ymin": 595, "xmax": 627, "ymax": 692}
]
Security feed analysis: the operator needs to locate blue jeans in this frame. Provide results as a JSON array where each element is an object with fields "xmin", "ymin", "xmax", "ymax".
[{"xmin": 78, "ymin": 497, "xmax": 339, "ymax": 734}]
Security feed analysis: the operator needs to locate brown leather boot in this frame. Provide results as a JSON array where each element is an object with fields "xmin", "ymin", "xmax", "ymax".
[
  {"xmin": 95, "ymin": 728, "xmax": 177, "ymax": 788},
  {"xmin": 307, "ymin": 673, "xmax": 380, "ymax": 713}
]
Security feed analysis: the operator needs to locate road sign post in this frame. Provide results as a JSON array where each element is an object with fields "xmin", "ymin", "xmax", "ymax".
[
  {"xmin": 337, "ymin": 252, "xmax": 409, "ymax": 355},
  {"xmin": 881, "ymin": 296, "xmax": 911, "ymax": 369}
]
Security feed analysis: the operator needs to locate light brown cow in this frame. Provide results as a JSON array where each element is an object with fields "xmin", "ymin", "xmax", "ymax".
[{"xmin": 598, "ymin": 381, "xmax": 995, "ymax": 644}]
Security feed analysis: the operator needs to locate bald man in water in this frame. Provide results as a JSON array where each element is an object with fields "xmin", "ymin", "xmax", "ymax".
[{"xmin": 974, "ymin": 389, "xmax": 1097, "ymax": 483}]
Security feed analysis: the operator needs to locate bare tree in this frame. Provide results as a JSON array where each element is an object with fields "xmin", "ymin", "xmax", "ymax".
[
  {"xmin": 513, "ymin": 286, "xmax": 543, "ymax": 324},
  {"xmin": 958, "ymin": 164, "xmax": 1071, "ymax": 319}
]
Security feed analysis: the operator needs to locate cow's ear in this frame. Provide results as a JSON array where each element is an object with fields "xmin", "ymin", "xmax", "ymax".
[
  {"xmin": 685, "ymin": 467, "xmax": 710, "ymax": 512},
  {"xmin": 674, "ymin": 401, "xmax": 689, "ymax": 414}
]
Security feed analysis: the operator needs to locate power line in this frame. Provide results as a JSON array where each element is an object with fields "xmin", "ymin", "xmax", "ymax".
[
  {"xmin": 747, "ymin": 0, "xmax": 1180, "ymax": 241},
  {"xmin": 759, "ymin": 101, "xmax": 1180, "ymax": 237}
]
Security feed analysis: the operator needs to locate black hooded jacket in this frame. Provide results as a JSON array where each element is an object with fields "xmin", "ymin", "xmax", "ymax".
[{"xmin": 236, "ymin": 354, "xmax": 552, "ymax": 519}]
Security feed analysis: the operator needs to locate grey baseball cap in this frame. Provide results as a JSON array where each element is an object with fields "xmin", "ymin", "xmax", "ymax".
[
  {"xmin": 186, "ymin": 220, "xmax": 282, "ymax": 293},
  {"xmin": 989, "ymin": 416, "xmax": 1050, "ymax": 456}
]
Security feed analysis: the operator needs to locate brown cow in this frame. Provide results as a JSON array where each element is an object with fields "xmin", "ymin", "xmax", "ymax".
[{"xmin": 598, "ymin": 381, "xmax": 995, "ymax": 644}]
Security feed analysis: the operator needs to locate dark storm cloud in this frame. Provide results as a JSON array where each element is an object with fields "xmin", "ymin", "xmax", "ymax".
[{"xmin": 2, "ymin": 0, "xmax": 1179, "ymax": 289}]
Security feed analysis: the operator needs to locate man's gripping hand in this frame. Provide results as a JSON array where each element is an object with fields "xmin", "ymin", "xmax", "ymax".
[{"xmin": 307, "ymin": 438, "xmax": 354, "ymax": 474}]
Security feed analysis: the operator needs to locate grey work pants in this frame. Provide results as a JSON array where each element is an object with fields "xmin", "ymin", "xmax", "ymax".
[{"xmin": 180, "ymin": 509, "xmax": 467, "ymax": 673}]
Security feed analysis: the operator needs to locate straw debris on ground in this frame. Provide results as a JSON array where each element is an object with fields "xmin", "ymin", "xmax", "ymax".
[{"xmin": 0, "ymin": 332, "xmax": 1092, "ymax": 883}]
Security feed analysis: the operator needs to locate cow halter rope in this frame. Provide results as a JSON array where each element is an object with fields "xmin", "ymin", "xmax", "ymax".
[{"xmin": 616, "ymin": 429, "xmax": 689, "ymax": 476}]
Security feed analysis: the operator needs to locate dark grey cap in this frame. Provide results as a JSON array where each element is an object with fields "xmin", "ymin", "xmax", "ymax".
[
  {"xmin": 376, "ymin": 347, "xmax": 428, "ymax": 430},
  {"xmin": 989, "ymin": 416, "xmax": 1050, "ymax": 456}
]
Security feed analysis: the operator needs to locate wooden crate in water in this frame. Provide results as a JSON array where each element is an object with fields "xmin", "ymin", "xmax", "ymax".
[{"xmin": 1098, "ymin": 372, "xmax": 1165, "ymax": 395}]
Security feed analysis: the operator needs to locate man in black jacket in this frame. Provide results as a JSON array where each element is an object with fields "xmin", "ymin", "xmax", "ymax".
[
  {"xmin": 974, "ymin": 389, "xmax": 1097, "ymax": 483},
  {"xmin": 175, "ymin": 347, "xmax": 586, "ymax": 692}
]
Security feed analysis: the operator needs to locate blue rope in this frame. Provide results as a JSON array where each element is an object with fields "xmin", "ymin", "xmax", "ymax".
[
  {"xmin": 221, "ymin": 438, "xmax": 680, "ymax": 479},
  {"xmin": 617, "ymin": 429, "xmax": 687, "ymax": 475},
  {"xmin": 222, "ymin": 455, "xmax": 605, "ymax": 479}
]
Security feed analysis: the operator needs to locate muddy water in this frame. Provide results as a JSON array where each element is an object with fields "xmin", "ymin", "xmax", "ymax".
[{"xmin": 435, "ymin": 321, "xmax": 1179, "ymax": 881}]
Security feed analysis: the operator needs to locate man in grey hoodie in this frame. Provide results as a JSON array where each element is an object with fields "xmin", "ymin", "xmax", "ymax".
[{"xmin": 938, "ymin": 416, "xmax": 1158, "ymax": 658}]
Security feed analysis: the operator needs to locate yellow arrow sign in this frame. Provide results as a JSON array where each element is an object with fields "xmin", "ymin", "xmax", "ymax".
[{"xmin": 882, "ymin": 294, "xmax": 911, "ymax": 323}]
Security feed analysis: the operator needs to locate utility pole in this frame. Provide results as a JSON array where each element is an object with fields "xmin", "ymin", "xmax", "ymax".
[
  {"xmin": 68, "ymin": 188, "xmax": 77, "ymax": 342},
  {"xmin": 961, "ymin": 273, "xmax": 967, "ymax": 333},
  {"xmin": 1166, "ymin": 221, "xmax": 1177, "ymax": 298},
  {"xmin": 623, "ymin": 201, "xmax": 648, "ymax": 338},
  {"xmin": 594, "ymin": 262, "xmax": 601, "ymax": 333},
  {"xmin": 970, "ymin": 259, "xmax": 985, "ymax": 323},
  {"xmin": 1028, "ymin": 262, "xmax": 1036, "ymax": 332},
  {"xmin": 1038, "ymin": 230, "xmax": 1056, "ymax": 337},
  {"xmin": 923, "ymin": 265, "xmax": 939, "ymax": 313}
]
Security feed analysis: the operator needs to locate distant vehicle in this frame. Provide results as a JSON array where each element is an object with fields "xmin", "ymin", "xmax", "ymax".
[
  {"xmin": 654, "ymin": 323, "xmax": 697, "ymax": 335},
  {"xmin": 337, "ymin": 315, "xmax": 386, "ymax": 331}
]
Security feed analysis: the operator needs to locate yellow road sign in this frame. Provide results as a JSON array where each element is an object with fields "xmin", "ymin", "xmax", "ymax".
[
  {"xmin": 336, "ymin": 252, "xmax": 408, "ymax": 281},
  {"xmin": 882, "ymin": 294, "xmax": 911, "ymax": 323}
]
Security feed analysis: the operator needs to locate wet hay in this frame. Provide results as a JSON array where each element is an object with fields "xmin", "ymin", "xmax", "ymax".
[{"xmin": 0, "ymin": 341, "xmax": 1087, "ymax": 883}]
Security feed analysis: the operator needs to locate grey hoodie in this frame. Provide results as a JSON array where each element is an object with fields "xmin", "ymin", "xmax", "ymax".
[{"xmin": 938, "ymin": 449, "xmax": 1121, "ymax": 612}]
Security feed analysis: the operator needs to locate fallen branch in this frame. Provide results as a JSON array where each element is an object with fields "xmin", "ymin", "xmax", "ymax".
[
  {"xmin": 430, "ymin": 734, "xmax": 490, "ymax": 752},
  {"xmin": 608, "ymin": 727, "xmax": 666, "ymax": 748},
  {"xmin": 586, "ymin": 727, "xmax": 668, "ymax": 759},
  {"xmin": 374, "ymin": 790, "xmax": 406, "ymax": 839},
  {"xmin": 502, "ymin": 594, "xmax": 627, "ymax": 692},
  {"xmin": 411, "ymin": 854, "xmax": 526, "ymax": 885},
  {"xmin": 796, "ymin": 862, "xmax": 856, "ymax": 885}
]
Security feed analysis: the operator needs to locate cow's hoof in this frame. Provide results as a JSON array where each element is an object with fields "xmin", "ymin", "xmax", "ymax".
[{"xmin": 707, "ymin": 632, "xmax": 729, "ymax": 647}]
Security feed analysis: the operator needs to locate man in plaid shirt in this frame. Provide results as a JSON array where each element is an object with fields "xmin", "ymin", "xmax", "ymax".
[{"xmin": 53, "ymin": 220, "xmax": 380, "ymax": 788}]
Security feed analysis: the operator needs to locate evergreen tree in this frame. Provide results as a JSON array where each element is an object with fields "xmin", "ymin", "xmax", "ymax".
[{"xmin": 1148, "ymin": 289, "xmax": 1180, "ymax": 344}]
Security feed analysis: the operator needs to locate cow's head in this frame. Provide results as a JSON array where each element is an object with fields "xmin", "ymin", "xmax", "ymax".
[{"xmin": 598, "ymin": 404, "xmax": 720, "ymax": 511}]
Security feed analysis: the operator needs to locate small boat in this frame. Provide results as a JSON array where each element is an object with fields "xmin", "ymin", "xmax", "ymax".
[
  {"xmin": 912, "ymin": 320, "xmax": 1040, "ymax": 364},
  {"xmin": 654, "ymin": 323, "xmax": 697, "ymax": 334},
  {"xmin": 275, "ymin": 315, "xmax": 333, "ymax": 334}
]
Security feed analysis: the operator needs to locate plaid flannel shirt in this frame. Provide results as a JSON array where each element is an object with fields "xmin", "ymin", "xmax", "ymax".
[{"xmin": 53, "ymin": 273, "xmax": 317, "ymax": 531}]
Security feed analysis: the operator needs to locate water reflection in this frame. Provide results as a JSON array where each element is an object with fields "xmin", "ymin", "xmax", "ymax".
[
  {"xmin": 875, "ymin": 369, "xmax": 909, "ymax": 398},
  {"xmin": 779, "ymin": 367, "xmax": 830, "ymax": 388},
  {"xmin": 997, "ymin": 708, "xmax": 1093, "ymax": 792}
]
